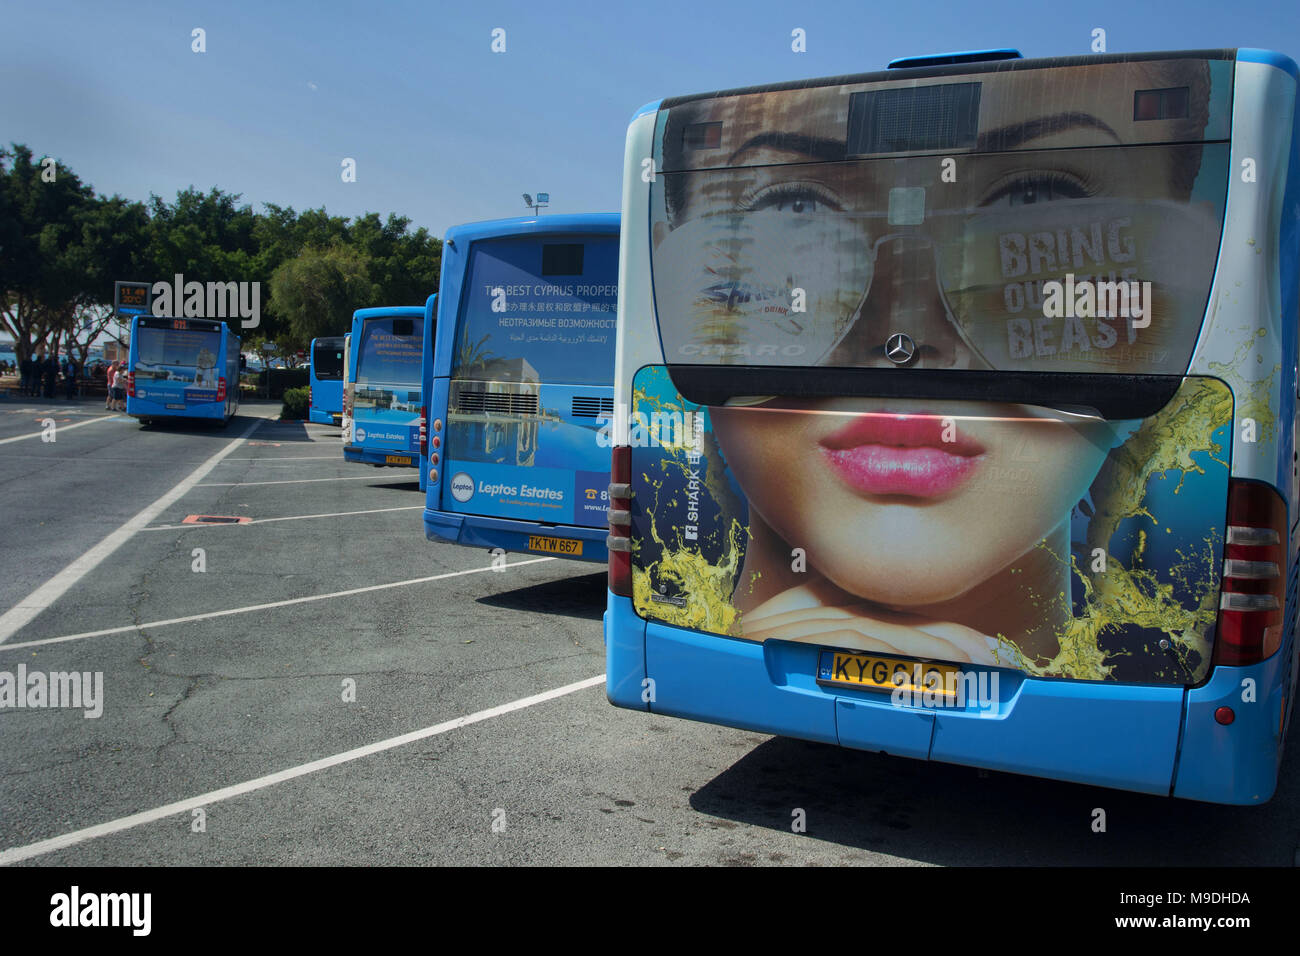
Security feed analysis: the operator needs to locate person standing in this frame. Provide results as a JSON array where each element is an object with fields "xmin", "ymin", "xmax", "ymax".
[
  {"xmin": 19, "ymin": 355, "xmax": 31, "ymax": 396},
  {"xmin": 64, "ymin": 356, "xmax": 78, "ymax": 400},
  {"xmin": 43, "ymin": 355, "xmax": 56, "ymax": 399},
  {"xmin": 113, "ymin": 361, "xmax": 128, "ymax": 411},
  {"xmin": 105, "ymin": 361, "xmax": 116, "ymax": 409}
]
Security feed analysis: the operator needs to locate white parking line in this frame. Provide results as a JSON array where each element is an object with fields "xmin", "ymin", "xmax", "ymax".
[
  {"xmin": 141, "ymin": 505, "xmax": 424, "ymax": 531},
  {"xmin": 0, "ymin": 558, "xmax": 556, "ymax": 652},
  {"xmin": 0, "ymin": 674, "xmax": 606, "ymax": 866},
  {"xmin": 223, "ymin": 455, "xmax": 338, "ymax": 461},
  {"xmin": 0, "ymin": 413, "xmax": 118, "ymax": 446},
  {"xmin": 197, "ymin": 475, "xmax": 383, "ymax": 487},
  {"xmin": 0, "ymin": 417, "xmax": 265, "ymax": 645}
]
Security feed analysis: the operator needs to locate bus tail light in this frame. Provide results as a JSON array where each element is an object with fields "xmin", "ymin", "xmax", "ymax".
[
  {"xmin": 608, "ymin": 445, "xmax": 633, "ymax": 597},
  {"xmin": 218, "ymin": 377, "xmax": 227, "ymax": 402},
  {"xmin": 308, "ymin": 385, "xmax": 313, "ymax": 407},
  {"xmin": 419, "ymin": 406, "xmax": 428, "ymax": 457},
  {"xmin": 126, "ymin": 372, "xmax": 135, "ymax": 398},
  {"xmin": 1213, "ymin": 479, "xmax": 1286, "ymax": 667}
]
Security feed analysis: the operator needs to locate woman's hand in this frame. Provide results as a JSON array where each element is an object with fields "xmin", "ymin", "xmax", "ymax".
[{"xmin": 742, "ymin": 580, "xmax": 1002, "ymax": 666}]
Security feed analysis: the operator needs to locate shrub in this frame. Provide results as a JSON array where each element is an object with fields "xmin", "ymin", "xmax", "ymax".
[{"xmin": 280, "ymin": 386, "xmax": 310, "ymax": 420}]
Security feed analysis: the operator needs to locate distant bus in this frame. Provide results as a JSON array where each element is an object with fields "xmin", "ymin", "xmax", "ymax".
[
  {"xmin": 343, "ymin": 304, "xmax": 430, "ymax": 468},
  {"xmin": 308, "ymin": 336, "xmax": 346, "ymax": 425},
  {"xmin": 606, "ymin": 48, "xmax": 1300, "ymax": 804},
  {"xmin": 126, "ymin": 316, "xmax": 240, "ymax": 425},
  {"xmin": 422, "ymin": 215, "xmax": 619, "ymax": 562}
]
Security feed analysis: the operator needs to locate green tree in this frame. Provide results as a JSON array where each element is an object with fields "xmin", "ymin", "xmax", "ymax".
[
  {"xmin": 60, "ymin": 194, "xmax": 150, "ymax": 366},
  {"xmin": 268, "ymin": 243, "xmax": 376, "ymax": 352},
  {"xmin": 350, "ymin": 212, "xmax": 442, "ymax": 306},
  {"xmin": 0, "ymin": 144, "xmax": 97, "ymax": 362}
]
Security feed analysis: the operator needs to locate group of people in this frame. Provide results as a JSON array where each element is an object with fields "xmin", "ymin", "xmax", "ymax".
[
  {"xmin": 12, "ymin": 354, "xmax": 128, "ymax": 406},
  {"xmin": 16, "ymin": 354, "xmax": 79, "ymax": 400}
]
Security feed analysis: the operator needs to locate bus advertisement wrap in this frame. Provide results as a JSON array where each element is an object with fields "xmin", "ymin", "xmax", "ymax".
[
  {"xmin": 133, "ymin": 327, "xmax": 222, "ymax": 405},
  {"xmin": 353, "ymin": 319, "xmax": 423, "ymax": 455},
  {"xmin": 629, "ymin": 365, "xmax": 1232, "ymax": 686},
  {"xmin": 443, "ymin": 237, "xmax": 617, "ymax": 525}
]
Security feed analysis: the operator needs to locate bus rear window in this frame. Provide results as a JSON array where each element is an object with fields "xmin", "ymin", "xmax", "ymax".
[
  {"xmin": 650, "ymin": 57, "xmax": 1231, "ymax": 375},
  {"xmin": 452, "ymin": 236, "xmax": 618, "ymax": 387},
  {"xmin": 356, "ymin": 317, "xmax": 423, "ymax": 385},
  {"xmin": 312, "ymin": 343, "xmax": 344, "ymax": 380},
  {"xmin": 136, "ymin": 328, "xmax": 222, "ymax": 371}
]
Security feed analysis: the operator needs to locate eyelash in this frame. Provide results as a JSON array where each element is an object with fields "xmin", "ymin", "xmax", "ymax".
[
  {"xmin": 736, "ymin": 180, "xmax": 844, "ymax": 213},
  {"xmin": 978, "ymin": 170, "xmax": 1099, "ymax": 206}
]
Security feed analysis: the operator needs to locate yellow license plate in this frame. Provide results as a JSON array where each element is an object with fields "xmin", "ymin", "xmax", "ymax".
[
  {"xmin": 817, "ymin": 650, "xmax": 959, "ymax": 698},
  {"xmin": 528, "ymin": 535, "xmax": 583, "ymax": 556},
  {"xmin": 384, "ymin": 454, "xmax": 412, "ymax": 465}
]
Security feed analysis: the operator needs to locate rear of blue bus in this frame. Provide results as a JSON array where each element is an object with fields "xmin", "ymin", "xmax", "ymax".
[
  {"xmin": 127, "ymin": 317, "xmax": 235, "ymax": 424},
  {"xmin": 606, "ymin": 50, "xmax": 1300, "ymax": 804},
  {"xmin": 309, "ymin": 336, "xmax": 345, "ymax": 425},
  {"xmin": 343, "ymin": 307, "xmax": 424, "ymax": 468},
  {"xmin": 423, "ymin": 216, "xmax": 619, "ymax": 562}
]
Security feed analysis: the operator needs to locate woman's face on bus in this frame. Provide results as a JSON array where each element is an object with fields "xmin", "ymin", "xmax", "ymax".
[
  {"xmin": 711, "ymin": 398, "xmax": 1116, "ymax": 604},
  {"xmin": 655, "ymin": 63, "xmax": 1207, "ymax": 603}
]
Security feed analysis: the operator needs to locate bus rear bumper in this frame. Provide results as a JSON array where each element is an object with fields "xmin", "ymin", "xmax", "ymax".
[
  {"xmin": 424, "ymin": 508, "xmax": 608, "ymax": 563},
  {"xmin": 1171, "ymin": 655, "xmax": 1288, "ymax": 804},
  {"xmin": 309, "ymin": 407, "xmax": 341, "ymax": 425},
  {"xmin": 343, "ymin": 444, "xmax": 417, "ymax": 467},
  {"xmin": 605, "ymin": 595, "xmax": 1286, "ymax": 804},
  {"xmin": 126, "ymin": 402, "xmax": 226, "ymax": 422}
]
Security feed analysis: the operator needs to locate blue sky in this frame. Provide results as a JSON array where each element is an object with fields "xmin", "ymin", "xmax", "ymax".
[{"xmin": 2, "ymin": 0, "xmax": 1298, "ymax": 238}]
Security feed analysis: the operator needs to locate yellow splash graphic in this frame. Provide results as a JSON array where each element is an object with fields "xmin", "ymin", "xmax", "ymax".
[
  {"xmin": 1207, "ymin": 327, "xmax": 1279, "ymax": 444},
  {"xmin": 1038, "ymin": 377, "xmax": 1229, "ymax": 681},
  {"xmin": 631, "ymin": 380, "xmax": 748, "ymax": 634}
]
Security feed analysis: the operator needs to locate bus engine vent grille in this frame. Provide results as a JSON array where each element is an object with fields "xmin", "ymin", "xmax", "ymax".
[
  {"xmin": 571, "ymin": 396, "xmax": 614, "ymax": 419},
  {"xmin": 456, "ymin": 390, "xmax": 540, "ymax": 416}
]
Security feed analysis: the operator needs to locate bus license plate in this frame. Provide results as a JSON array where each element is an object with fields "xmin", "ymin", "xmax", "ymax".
[
  {"xmin": 384, "ymin": 454, "xmax": 412, "ymax": 465},
  {"xmin": 528, "ymin": 535, "xmax": 582, "ymax": 556},
  {"xmin": 817, "ymin": 650, "xmax": 959, "ymax": 699}
]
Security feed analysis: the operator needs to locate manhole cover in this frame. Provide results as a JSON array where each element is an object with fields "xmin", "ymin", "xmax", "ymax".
[{"xmin": 182, "ymin": 515, "xmax": 251, "ymax": 525}]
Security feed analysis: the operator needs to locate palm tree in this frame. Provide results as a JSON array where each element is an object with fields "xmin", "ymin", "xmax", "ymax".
[{"xmin": 456, "ymin": 328, "xmax": 496, "ymax": 376}]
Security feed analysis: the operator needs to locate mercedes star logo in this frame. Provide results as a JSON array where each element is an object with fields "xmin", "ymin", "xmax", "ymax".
[{"xmin": 885, "ymin": 332, "xmax": 917, "ymax": 366}]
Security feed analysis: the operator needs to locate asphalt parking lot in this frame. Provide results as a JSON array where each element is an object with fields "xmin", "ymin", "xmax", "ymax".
[{"xmin": 1, "ymin": 394, "xmax": 1298, "ymax": 866}]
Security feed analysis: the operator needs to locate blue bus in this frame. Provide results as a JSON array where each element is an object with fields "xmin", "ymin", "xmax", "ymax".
[
  {"xmin": 607, "ymin": 48, "xmax": 1300, "ymax": 804},
  {"xmin": 308, "ymin": 336, "xmax": 346, "ymax": 425},
  {"xmin": 127, "ymin": 316, "xmax": 240, "ymax": 425},
  {"xmin": 343, "ymin": 304, "xmax": 430, "ymax": 469},
  {"xmin": 422, "ymin": 215, "xmax": 619, "ymax": 561}
]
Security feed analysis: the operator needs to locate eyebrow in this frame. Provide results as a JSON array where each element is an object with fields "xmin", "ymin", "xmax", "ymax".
[
  {"xmin": 976, "ymin": 111, "xmax": 1121, "ymax": 151},
  {"xmin": 726, "ymin": 132, "xmax": 847, "ymax": 165}
]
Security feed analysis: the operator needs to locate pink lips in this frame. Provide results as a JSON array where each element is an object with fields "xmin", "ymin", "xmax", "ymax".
[{"xmin": 819, "ymin": 412, "xmax": 986, "ymax": 498}]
